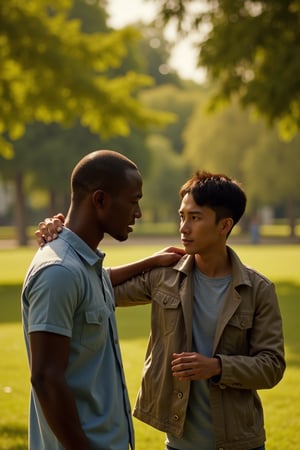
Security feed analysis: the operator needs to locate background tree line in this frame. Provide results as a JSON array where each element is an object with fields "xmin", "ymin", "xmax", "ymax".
[{"xmin": 1, "ymin": 0, "xmax": 299, "ymax": 244}]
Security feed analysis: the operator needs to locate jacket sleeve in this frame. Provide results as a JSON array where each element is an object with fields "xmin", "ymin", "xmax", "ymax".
[
  {"xmin": 113, "ymin": 271, "xmax": 153, "ymax": 307},
  {"xmin": 215, "ymin": 276, "xmax": 285, "ymax": 390}
]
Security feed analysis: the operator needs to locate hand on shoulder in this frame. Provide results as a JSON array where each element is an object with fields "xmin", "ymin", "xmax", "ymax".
[
  {"xmin": 151, "ymin": 246, "xmax": 186, "ymax": 267},
  {"xmin": 35, "ymin": 213, "xmax": 65, "ymax": 247}
]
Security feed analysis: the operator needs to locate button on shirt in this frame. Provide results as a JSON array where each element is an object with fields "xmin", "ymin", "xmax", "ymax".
[{"xmin": 22, "ymin": 228, "xmax": 134, "ymax": 450}]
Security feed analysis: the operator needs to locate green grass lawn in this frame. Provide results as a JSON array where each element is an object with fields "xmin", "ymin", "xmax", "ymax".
[{"xmin": 0, "ymin": 242, "xmax": 299, "ymax": 449}]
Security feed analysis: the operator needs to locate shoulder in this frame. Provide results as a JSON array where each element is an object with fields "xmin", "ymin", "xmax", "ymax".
[
  {"xmin": 23, "ymin": 244, "xmax": 86, "ymax": 297},
  {"xmin": 244, "ymin": 265, "xmax": 273, "ymax": 286},
  {"xmin": 24, "ymin": 264, "xmax": 82, "ymax": 306},
  {"xmin": 228, "ymin": 246, "xmax": 274, "ymax": 287}
]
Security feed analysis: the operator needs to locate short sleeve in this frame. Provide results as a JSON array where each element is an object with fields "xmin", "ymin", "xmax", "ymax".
[{"xmin": 26, "ymin": 264, "xmax": 81, "ymax": 337}]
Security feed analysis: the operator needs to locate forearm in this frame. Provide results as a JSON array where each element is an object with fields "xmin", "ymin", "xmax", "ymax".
[
  {"xmin": 32, "ymin": 375, "xmax": 92, "ymax": 450},
  {"xmin": 216, "ymin": 351, "xmax": 285, "ymax": 389},
  {"xmin": 110, "ymin": 247, "xmax": 184, "ymax": 286},
  {"xmin": 110, "ymin": 255, "xmax": 159, "ymax": 286}
]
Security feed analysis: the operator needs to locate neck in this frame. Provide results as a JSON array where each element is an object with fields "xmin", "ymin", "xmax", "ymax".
[
  {"xmin": 194, "ymin": 248, "xmax": 231, "ymax": 277},
  {"xmin": 65, "ymin": 208, "xmax": 104, "ymax": 252}
]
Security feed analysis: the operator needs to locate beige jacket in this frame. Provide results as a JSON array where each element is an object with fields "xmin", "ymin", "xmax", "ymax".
[{"xmin": 114, "ymin": 247, "xmax": 285, "ymax": 450}]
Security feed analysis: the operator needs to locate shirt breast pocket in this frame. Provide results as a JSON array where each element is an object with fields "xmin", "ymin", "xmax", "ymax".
[
  {"xmin": 80, "ymin": 307, "xmax": 110, "ymax": 351},
  {"xmin": 154, "ymin": 289, "xmax": 181, "ymax": 335},
  {"xmin": 221, "ymin": 313, "xmax": 253, "ymax": 355}
]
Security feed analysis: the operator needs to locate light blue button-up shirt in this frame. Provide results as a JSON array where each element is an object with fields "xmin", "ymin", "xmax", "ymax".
[{"xmin": 22, "ymin": 228, "xmax": 134, "ymax": 450}]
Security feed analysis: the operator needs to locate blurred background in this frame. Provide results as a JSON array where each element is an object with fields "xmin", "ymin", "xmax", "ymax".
[{"xmin": 1, "ymin": 0, "xmax": 300, "ymax": 246}]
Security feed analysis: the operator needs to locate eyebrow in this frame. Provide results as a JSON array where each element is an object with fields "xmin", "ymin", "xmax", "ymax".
[{"xmin": 178, "ymin": 209, "xmax": 203, "ymax": 215}]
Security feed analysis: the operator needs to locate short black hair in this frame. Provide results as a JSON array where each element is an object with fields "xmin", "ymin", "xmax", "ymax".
[{"xmin": 179, "ymin": 171, "xmax": 247, "ymax": 227}]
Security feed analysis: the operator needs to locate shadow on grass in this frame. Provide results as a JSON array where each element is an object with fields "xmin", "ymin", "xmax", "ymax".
[
  {"xmin": 0, "ymin": 284, "xmax": 22, "ymax": 323},
  {"xmin": 276, "ymin": 281, "xmax": 300, "ymax": 368},
  {"xmin": 1, "ymin": 281, "xmax": 299, "ymax": 367},
  {"xmin": 0, "ymin": 424, "xmax": 27, "ymax": 449}
]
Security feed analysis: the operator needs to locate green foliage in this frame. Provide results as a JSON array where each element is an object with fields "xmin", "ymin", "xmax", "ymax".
[
  {"xmin": 243, "ymin": 131, "xmax": 300, "ymax": 202},
  {"xmin": 183, "ymin": 96, "xmax": 264, "ymax": 180},
  {"xmin": 182, "ymin": 92, "xmax": 300, "ymax": 232},
  {"xmin": 0, "ymin": 0, "xmax": 173, "ymax": 158},
  {"xmin": 141, "ymin": 83, "xmax": 202, "ymax": 154},
  {"xmin": 142, "ymin": 134, "xmax": 189, "ymax": 221},
  {"xmin": 0, "ymin": 0, "xmax": 178, "ymax": 245},
  {"xmin": 156, "ymin": 0, "xmax": 300, "ymax": 138},
  {"xmin": 68, "ymin": 0, "xmax": 108, "ymax": 33},
  {"xmin": 113, "ymin": 20, "xmax": 182, "ymax": 87}
]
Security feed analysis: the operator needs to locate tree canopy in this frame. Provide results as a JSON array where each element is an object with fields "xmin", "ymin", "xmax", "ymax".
[
  {"xmin": 0, "ymin": 0, "xmax": 172, "ymax": 158},
  {"xmin": 182, "ymin": 91, "xmax": 300, "ymax": 235},
  {"xmin": 155, "ymin": 0, "xmax": 300, "ymax": 138}
]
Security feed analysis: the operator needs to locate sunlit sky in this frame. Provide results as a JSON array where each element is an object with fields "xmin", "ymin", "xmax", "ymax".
[{"xmin": 106, "ymin": 0, "xmax": 205, "ymax": 83}]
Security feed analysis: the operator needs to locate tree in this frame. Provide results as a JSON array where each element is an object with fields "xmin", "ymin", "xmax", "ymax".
[
  {"xmin": 0, "ymin": 0, "xmax": 176, "ymax": 245},
  {"xmin": 183, "ymin": 93, "xmax": 264, "ymax": 182},
  {"xmin": 243, "ymin": 132, "xmax": 300, "ymax": 237},
  {"xmin": 134, "ymin": 24, "xmax": 182, "ymax": 87},
  {"xmin": 142, "ymin": 134, "xmax": 190, "ymax": 222},
  {"xmin": 155, "ymin": 0, "xmax": 300, "ymax": 138},
  {"xmin": 0, "ymin": 0, "xmax": 171, "ymax": 158},
  {"xmin": 183, "ymin": 89, "xmax": 300, "ymax": 236},
  {"xmin": 141, "ymin": 83, "xmax": 202, "ymax": 153}
]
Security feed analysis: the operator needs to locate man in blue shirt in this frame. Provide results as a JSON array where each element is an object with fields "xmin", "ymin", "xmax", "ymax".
[{"xmin": 22, "ymin": 150, "xmax": 146, "ymax": 450}]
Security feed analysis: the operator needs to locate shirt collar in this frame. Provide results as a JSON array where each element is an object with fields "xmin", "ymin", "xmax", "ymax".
[{"xmin": 59, "ymin": 227, "xmax": 105, "ymax": 267}]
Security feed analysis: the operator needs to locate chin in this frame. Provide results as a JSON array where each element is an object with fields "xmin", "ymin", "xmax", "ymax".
[
  {"xmin": 114, "ymin": 233, "xmax": 128, "ymax": 242},
  {"xmin": 184, "ymin": 247, "xmax": 198, "ymax": 255}
]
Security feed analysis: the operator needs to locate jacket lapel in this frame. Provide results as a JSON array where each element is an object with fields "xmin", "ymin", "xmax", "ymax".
[{"xmin": 175, "ymin": 255, "xmax": 195, "ymax": 351}]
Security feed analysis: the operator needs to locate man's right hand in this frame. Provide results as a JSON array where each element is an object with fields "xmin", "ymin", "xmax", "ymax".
[{"xmin": 35, "ymin": 213, "xmax": 65, "ymax": 247}]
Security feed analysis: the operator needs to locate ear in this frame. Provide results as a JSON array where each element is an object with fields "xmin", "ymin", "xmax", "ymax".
[
  {"xmin": 92, "ymin": 189, "xmax": 110, "ymax": 209},
  {"xmin": 220, "ymin": 217, "xmax": 234, "ymax": 235}
]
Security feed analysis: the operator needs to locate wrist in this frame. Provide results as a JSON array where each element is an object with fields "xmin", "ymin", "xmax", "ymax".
[
  {"xmin": 211, "ymin": 356, "xmax": 222, "ymax": 382},
  {"xmin": 214, "ymin": 356, "xmax": 222, "ymax": 375}
]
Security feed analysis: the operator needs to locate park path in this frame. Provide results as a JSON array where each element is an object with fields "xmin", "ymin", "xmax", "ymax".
[{"xmin": 0, "ymin": 234, "xmax": 299, "ymax": 250}]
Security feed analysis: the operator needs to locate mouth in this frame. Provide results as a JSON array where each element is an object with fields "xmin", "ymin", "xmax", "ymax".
[
  {"xmin": 181, "ymin": 238, "xmax": 192, "ymax": 246},
  {"xmin": 127, "ymin": 224, "xmax": 134, "ymax": 233}
]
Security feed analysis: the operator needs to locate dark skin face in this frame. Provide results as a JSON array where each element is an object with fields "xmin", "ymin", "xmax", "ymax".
[
  {"xmin": 64, "ymin": 167, "xmax": 143, "ymax": 251},
  {"xmin": 96, "ymin": 168, "xmax": 143, "ymax": 243}
]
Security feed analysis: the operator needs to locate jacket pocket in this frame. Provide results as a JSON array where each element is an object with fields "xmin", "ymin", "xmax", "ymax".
[
  {"xmin": 220, "ymin": 388, "xmax": 264, "ymax": 440},
  {"xmin": 80, "ymin": 307, "xmax": 110, "ymax": 351},
  {"xmin": 153, "ymin": 289, "xmax": 181, "ymax": 335},
  {"xmin": 221, "ymin": 313, "xmax": 253, "ymax": 354}
]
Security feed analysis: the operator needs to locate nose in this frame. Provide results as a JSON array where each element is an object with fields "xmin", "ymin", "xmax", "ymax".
[
  {"xmin": 135, "ymin": 204, "xmax": 142, "ymax": 219},
  {"xmin": 180, "ymin": 219, "xmax": 189, "ymax": 234}
]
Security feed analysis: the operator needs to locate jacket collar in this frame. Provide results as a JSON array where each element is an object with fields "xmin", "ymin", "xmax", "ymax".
[
  {"xmin": 173, "ymin": 246, "xmax": 252, "ymax": 289},
  {"xmin": 226, "ymin": 246, "xmax": 252, "ymax": 288}
]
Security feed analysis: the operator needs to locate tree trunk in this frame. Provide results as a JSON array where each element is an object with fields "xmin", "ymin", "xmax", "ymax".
[
  {"xmin": 286, "ymin": 196, "xmax": 296, "ymax": 238},
  {"xmin": 49, "ymin": 189, "xmax": 56, "ymax": 215},
  {"xmin": 48, "ymin": 190, "xmax": 68, "ymax": 216},
  {"xmin": 14, "ymin": 171, "xmax": 28, "ymax": 246}
]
